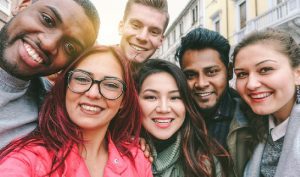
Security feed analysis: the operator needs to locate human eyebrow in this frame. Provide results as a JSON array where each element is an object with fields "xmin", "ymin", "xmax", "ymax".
[
  {"xmin": 142, "ymin": 89, "xmax": 159, "ymax": 94},
  {"xmin": 169, "ymin": 90, "xmax": 180, "ymax": 94},
  {"xmin": 234, "ymin": 68, "xmax": 244, "ymax": 72},
  {"xmin": 204, "ymin": 65, "xmax": 220, "ymax": 70},
  {"xmin": 104, "ymin": 76, "xmax": 123, "ymax": 81},
  {"xmin": 183, "ymin": 69, "xmax": 196, "ymax": 73},
  {"xmin": 46, "ymin": 6, "xmax": 62, "ymax": 24},
  {"xmin": 73, "ymin": 69, "xmax": 92, "ymax": 76},
  {"xmin": 255, "ymin": 59, "xmax": 278, "ymax": 66}
]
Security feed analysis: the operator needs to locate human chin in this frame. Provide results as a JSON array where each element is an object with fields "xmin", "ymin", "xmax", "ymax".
[
  {"xmin": 249, "ymin": 105, "xmax": 271, "ymax": 116},
  {"xmin": 197, "ymin": 98, "xmax": 218, "ymax": 110},
  {"xmin": 134, "ymin": 53, "xmax": 150, "ymax": 63},
  {"xmin": 151, "ymin": 129, "xmax": 175, "ymax": 140}
]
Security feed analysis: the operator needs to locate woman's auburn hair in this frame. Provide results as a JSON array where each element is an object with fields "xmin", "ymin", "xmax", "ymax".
[{"xmin": 0, "ymin": 45, "xmax": 142, "ymax": 174}]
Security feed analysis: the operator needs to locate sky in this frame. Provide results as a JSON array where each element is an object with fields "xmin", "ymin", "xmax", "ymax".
[{"xmin": 90, "ymin": 0, "xmax": 190, "ymax": 45}]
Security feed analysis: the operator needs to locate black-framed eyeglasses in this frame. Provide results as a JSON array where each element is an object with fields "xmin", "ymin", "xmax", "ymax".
[{"xmin": 67, "ymin": 69, "xmax": 126, "ymax": 100}]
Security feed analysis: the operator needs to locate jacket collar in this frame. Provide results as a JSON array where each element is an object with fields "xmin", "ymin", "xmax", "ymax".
[
  {"xmin": 208, "ymin": 87, "xmax": 236, "ymax": 121},
  {"xmin": 105, "ymin": 135, "xmax": 128, "ymax": 174},
  {"xmin": 62, "ymin": 135, "xmax": 128, "ymax": 176}
]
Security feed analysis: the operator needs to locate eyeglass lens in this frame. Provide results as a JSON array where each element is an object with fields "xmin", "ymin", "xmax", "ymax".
[{"xmin": 68, "ymin": 70, "xmax": 125, "ymax": 100}]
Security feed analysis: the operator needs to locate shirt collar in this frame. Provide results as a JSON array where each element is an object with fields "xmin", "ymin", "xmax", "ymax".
[
  {"xmin": 269, "ymin": 115, "xmax": 290, "ymax": 141},
  {"xmin": 211, "ymin": 88, "xmax": 235, "ymax": 121},
  {"xmin": 0, "ymin": 67, "xmax": 30, "ymax": 90}
]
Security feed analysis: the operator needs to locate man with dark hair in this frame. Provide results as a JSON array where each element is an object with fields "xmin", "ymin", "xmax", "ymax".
[
  {"xmin": 118, "ymin": 0, "xmax": 169, "ymax": 63},
  {"xmin": 176, "ymin": 27, "xmax": 252, "ymax": 177},
  {"xmin": 0, "ymin": 0, "xmax": 99, "ymax": 148}
]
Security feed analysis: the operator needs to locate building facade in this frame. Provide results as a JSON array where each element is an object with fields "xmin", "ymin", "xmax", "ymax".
[
  {"xmin": 153, "ymin": 0, "xmax": 204, "ymax": 63},
  {"xmin": 156, "ymin": 0, "xmax": 300, "ymax": 63},
  {"xmin": 229, "ymin": 0, "xmax": 300, "ymax": 45},
  {"xmin": 0, "ymin": 0, "xmax": 19, "ymax": 28}
]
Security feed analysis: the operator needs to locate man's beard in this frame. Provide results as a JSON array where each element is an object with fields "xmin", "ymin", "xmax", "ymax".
[
  {"xmin": 0, "ymin": 22, "xmax": 10, "ymax": 70},
  {"xmin": 0, "ymin": 20, "xmax": 28, "ymax": 79},
  {"xmin": 202, "ymin": 104, "xmax": 219, "ymax": 119}
]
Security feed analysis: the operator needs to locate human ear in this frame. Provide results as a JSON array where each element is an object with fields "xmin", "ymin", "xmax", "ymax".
[
  {"xmin": 12, "ymin": 0, "xmax": 32, "ymax": 16},
  {"xmin": 294, "ymin": 66, "xmax": 300, "ymax": 85},
  {"xmin": 158, "ymin": 35, "xmax": 164, "ymax": 48},
  {"xmin": 118, "ymin": 21, "xmax": 124, "ymax": 36}
]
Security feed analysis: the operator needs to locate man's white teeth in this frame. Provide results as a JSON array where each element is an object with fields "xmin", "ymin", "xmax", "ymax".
[
  {"xmin": 81, "ymin": 104, "xmax": 100, "ymax": 112},
  {"xmin": 131, "ymin": 44, "xmax": 146, "ymax": 51},
  {"xmin": 251, "ymin": 93, "xmax": 271, "ymax": 99},
  {"xmin": 24, "ymin": 43, "xmax": 43, "ymax": 64},
  {"xmin": 196, "ymin": 92, "xmax": 213, "ymax": 97}
]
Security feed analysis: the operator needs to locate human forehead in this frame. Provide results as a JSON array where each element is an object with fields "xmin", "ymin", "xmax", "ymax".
[
  {"xmin": 74, "ymin": 52, "xmax": 124, "ymax": 79},
  {"xmin": 141, "ymin": 72, "xmax": 178, "ymax": 92},
  {"xmin": 235, "ymin": 43, "xmax": 290, "ymax": 68},
  {"xmin": 31, "ymin": 0, "xmax": 97, "ymax": 48},
  {"xmin": 182, "ymin": 49, "xmax": 226, "ymax": 70},
  {"xmin": 125, "ymin": 3, "xmax": 167, "ymax": 31}
]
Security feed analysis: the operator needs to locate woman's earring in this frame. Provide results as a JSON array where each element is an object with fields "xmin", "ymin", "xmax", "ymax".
[{"xmin": 296, "ymin": 85, "xmax": 300, "ymax": 104}]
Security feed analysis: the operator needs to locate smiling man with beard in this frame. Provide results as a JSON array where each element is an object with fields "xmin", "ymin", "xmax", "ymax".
[
  {"xmin": 175, "ymin": 28, "xmax": 253, "ymax": 177},
  {"xmin": 0, "ymin": 0, "xmax": 99, "ymax": 148}
]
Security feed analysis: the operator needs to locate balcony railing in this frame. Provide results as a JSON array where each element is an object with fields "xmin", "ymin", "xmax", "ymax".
[{"xmin": 233, "ymin": 0, "xmax": 300, "ymax": 44}]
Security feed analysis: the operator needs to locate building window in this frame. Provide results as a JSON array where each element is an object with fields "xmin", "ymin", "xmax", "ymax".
[
  {"xmin": 173, "ymin": 30, "xmax": 176, "ymax": 41},
  {"xmin": 214, "ymin": 19, "xmax": 220, "ymax": 33},
  {"xmin": 211, "ymin": 12, "xmax": 221, "ymax": 33},
  {"xmin": 0, "ymin": 0, "xmax": 10, "ymax": 15},
  {"xmin": 192, "ymin": 5, "xmax": 198, "ymax": 24},
  {"xmin": 179, "ymin": 21, "xmax": 184, "ymax": 36},
  {"xmin": 239, "ymin": 1, "xmax": 246, "ymax": 29},
  {"xmin": 277, "ymin": 0, "xmax": 284, "ymax": 4}
]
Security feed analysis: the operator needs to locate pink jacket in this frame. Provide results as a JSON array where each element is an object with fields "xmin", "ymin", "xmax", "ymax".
[{"xmin": 0, "ymin": 137, "xmax": 153, "ymax": 177}]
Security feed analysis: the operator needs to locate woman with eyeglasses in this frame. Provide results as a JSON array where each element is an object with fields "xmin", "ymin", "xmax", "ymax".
[{"xmin": 0, "ymin": 45, "xmax": 153, "ymax": 177}]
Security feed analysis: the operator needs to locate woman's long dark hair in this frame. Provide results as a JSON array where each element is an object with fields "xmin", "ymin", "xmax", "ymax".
[
  {"xmin": 136, "ymin": 59, "xmax": 231, "ymax": 177},
  {"xmin": 0, "ymin": 45, "xmax": 142, "ymax": 175}
]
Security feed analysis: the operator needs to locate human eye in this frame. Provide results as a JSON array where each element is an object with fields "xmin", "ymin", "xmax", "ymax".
[
  {"xmin": 142, "ymin": 94, "xmax": 157, "ymax": 101},
  {"xmin": 184, "ymin": 71, "xmax": 197, "ymax": 80},
  {"xmin": 130, "ymin": 21, "xmax": 141, "ymax": 29},
  {"xmin": 72, "ymin": 74, "xmax": 91, "ymax": 85},
  {"xmin": 170, "ymin": 95, "xmax": 182, "ymax": 101},
  {"xmin": 64, "ymin": 42, "xmax": 79, "ymax": 57},
  {"xmin": 206, "ymin": 68, "xmax": 219, "ymax": 77},
  {"xmin": 102, "ymin": 80, "xmax": 122, "ymax": 91},
  {"xmin": 41, "ymin": 13, "xmax": 55, "ymax": 27},
  {"xmin": 150, "ymin": 29, "xmax": 161, "ymax": 36},
  {"xmin": 235, "ymin": 71, "xmax": 248, "ymax": 79},
  {"xmin": 259, "ymin": 67, "xmax": 273, "ymax": 74}
]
